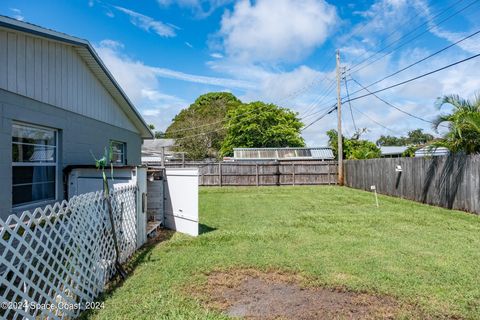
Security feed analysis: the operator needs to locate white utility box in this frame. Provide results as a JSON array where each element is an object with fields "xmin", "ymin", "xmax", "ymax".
[{"xmin": 164, "ymin": 168, "xmax": 199, "ymax": 237}]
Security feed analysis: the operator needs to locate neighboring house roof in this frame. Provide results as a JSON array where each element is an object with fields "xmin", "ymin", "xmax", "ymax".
[
  {"xmin": 380, "ymin": 146, "xmax": 409, "ymax": 156},
  {"xmin": 0, "ymin": 15, "xmax": 153, "ymax": 139},
  {"xmin": 414, "ymin": 146, "xmax": 450, "ymax": 157},
  {"xmin": 142, "ymin": 139, "xmax": 176, "ymax": 157},
  {"xmin": 233, "ymin": 147, "xmax": 334, "ymax": 160}
]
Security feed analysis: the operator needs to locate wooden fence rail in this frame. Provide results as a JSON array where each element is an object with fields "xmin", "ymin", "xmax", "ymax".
[
  {"xmin": 344, "ymin": 154, "xmax": 480, "ymax": 215},
  {"xmin": 162, "ymin": 161, "xmax": 338, "ymax": 186}
]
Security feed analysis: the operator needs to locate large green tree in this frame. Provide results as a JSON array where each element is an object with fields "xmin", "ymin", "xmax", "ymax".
[
  {"xmin": 376, "ymin": 129, "xmax": 434, "ymax": 146},
  {"xmin": 165, "ymin": 92, "xmax": 241, "ymax": 159},
  {"xmin": 220, "ymin": 102, "xmax": 305, "ymax": 156},
  {"xmin": 433, "ymin": 94, "xmax": 480, "ymax": 154},
  {"xmin": 327, "ymin": 129, "xmax": 381, "ymax": 160}
]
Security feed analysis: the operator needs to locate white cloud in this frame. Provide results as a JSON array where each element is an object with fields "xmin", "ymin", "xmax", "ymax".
[
  {"xmin": 99, "ymin": 39, "xmax": 124, "ymax": 49},
  {"xmin": 94, "ymin": 40, "xmax": 259, "ymax": 129},
  {"xmin": 158, "ymin": 0, "xmax": 233, "ymax": 18},
  {"xmin": 114, "ymin": 6, "xmax": 177, "ymax": 37},
  {"xmin": 184, "ymin": 41, "xmax": 193, "ymax": 48},
  {"xmin": 10, "ymin": 8, "xmax": 24, "ymax": 21},
  {"xmin": 151, "ymin": 66, "xmax": 254, "ymax": 90},
  {"xmin": 210, "ymin": 53, "xmax": 223, "ymax": 59},
  {"xmin": 217, "ymin": 0, "xmax": 337, "ymax": 63},
  {"xmin": 339, "ymin": 0, "xmax": 420, "ymax": 51},
  {"xmin": 297, "ymin": 0, "xmax": 480, "ymax": 145}
]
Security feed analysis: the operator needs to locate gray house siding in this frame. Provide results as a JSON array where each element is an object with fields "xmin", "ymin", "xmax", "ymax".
[
  {"xmin": 0, "ymin": 89, "xmax": 142, "ymax": 219},
  {"xmin": 0, "ymin": 29, "xmax": 138, "ymax": 133}
]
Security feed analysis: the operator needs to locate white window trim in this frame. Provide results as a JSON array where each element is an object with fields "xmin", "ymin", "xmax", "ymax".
[{"xmin": 12, "ymin": 121, "xmax": 59, "ymax": 209}]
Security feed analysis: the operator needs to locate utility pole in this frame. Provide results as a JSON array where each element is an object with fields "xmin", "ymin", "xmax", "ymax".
[{"xmin": 336, "ymin": 49, "xmax": 344, "ymax": 186}]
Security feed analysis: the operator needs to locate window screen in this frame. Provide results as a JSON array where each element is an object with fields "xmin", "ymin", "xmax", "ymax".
[{"xmin": 12, "ymin": 123, "xmax": 57, "ymax": 206}]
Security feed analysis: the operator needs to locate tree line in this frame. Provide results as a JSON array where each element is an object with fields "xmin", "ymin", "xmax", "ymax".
[
  {"xmin": 153, "ymin": 92, "xmax": 480, "ymax": 160},
  {"xmin": 161, "ymin": 92, "xmax": 305, "ymax": 160}
]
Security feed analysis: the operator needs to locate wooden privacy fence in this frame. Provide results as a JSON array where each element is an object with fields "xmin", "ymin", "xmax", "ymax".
[
  {"xmin": 0, "ymin": 183, "xmax": 139, "ymax": 319},
  {"xmin": 165, "ymin": 161, "xmax": 338, "ymax": 186},
  {"xmin": 344, "ymin": 154, "xmax": 480, "ymax": 214}
]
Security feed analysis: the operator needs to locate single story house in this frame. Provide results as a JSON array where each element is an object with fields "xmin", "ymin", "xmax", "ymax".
[
  {"xmin": 233, "ymin": 147, "xmax": 334, "ymax": 161},
  {"xmin": 380, "ymin": 146, "xmax": 409, "ymax": 158},
  {"xmin": 0, "ymin": 16, "xmax": 153, "ymax": 219},
  {"xmin": 414, "ymin": 146, "xmax": 450, "ymax": 157},
  {"xmin": 142, "ymin": 138, "xmax": 177, "ymax": 165}
]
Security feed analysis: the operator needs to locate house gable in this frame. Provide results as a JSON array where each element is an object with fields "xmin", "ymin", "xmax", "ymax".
[{"xmin": 0, "ymin": 27, "xmax": 140, "ymax": 134}]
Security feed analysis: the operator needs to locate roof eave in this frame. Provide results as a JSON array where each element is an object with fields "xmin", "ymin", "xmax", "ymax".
[{"xmin": 0, "ymin": 16, "xmax": 154, "ymax": 139}]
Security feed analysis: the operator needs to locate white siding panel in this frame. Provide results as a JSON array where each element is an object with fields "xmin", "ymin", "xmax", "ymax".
[
  {"xmin": 61, "ymin": 45, "xmax": 70, "ymax": 110},
  {"xmin": 71, "ymin": 47, "xmax": 78, "ymax": 111},
  {"xmin": 0, "ymin": 31, "xmax": 7, "ymax": 88},
  {"xmin": 16, "ymin": 33, "xmax": 26, "ymax": 96},
  {"xmin": 7, "ymin": 32, "xmax": 16, "ymax": 92},
  {"xmin": 48, "ymin": 41, "xmax": 56, "ymax": 105},
  {"xmin": 67, "ymin": 46, "xmax": 73, "ymax": 109},
  {"xmin": 26, "ymin": 36, "xmax": 35, "ymax": 97},
  {"xmin": 57, "ymin": 44, "xmax": 63, "ymax": 107},
  {"xmin": 34, "ymin": 38, "xmax": 42, "ymax": 100},
  {"xmin": 0, "ymin": 31, "xmax": 138, "ymax": 133},
  {"xmin": 41, "ymin": 39, "xmax": 49, "ymax": 101}
]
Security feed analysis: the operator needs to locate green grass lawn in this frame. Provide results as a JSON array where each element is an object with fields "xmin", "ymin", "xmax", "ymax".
[{"xmin": 84, "ymin": 186, "xmax": 480, "ymax": 319}]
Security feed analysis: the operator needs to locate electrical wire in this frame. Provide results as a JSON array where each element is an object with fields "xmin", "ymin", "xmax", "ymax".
[
  {"xmin": 350, "ymin": 105, "xmax": 399, "ymax": 134},
  {"xmin": 349, "ymin": 77, "xmax": 448, "ymax": 126},
  {"xmin": 343, "ymin": 52, "xmax": 480, "ymax": 104},
  {"xmin": 347, "ymin": 0, "xmax": 475, "ymax": 74},
  {"xmin": 346, "ymin": 28, "xmax": 480, "ymax": 98},
  {"xmin": 302, "ymin": 49, "xmax": 480, "ymax": 134},
  {"xmin": 301, "ymin": 104, "xmax": 337, "ymax": 132},
  {"xmin": 299, "ymin": 82, "xmax": 337, "ymax": 119},
  {"xmin": 344, "ymin": 76, "xmax": 358, "ymax": 132}
]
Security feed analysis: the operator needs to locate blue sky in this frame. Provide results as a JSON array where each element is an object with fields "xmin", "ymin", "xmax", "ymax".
[{"xmin": 1, "ymin": 0, "xmax": 479, "ymax": 145}]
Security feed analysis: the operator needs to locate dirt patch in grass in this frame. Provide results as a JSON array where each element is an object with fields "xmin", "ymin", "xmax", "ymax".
[{"xmin": 192, "ymin": 269, "xmax": 425, "ymax": 319}]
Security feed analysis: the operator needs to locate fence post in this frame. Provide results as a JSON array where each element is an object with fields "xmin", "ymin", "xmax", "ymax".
[
  {"xmin": 136, "ymin": 167, "xmax": 147, "ymax": 248},
  {"xmin": 276, "ymin": 162, "xmax": 281, "ymax": 186},
  {"xmin": 256, "ymin": 164, "xmax": 259, "ymax": 187},
  {"xmin": 219, "ymin": 162, "xmax": 223, "ymax": 187},
  {"xmin": 292, "ymin": 163, "xmax": 295, "ymax": 186},
  {"xmin": 328, "ymin": 163, "xmax": 331, "ymax": 185}
]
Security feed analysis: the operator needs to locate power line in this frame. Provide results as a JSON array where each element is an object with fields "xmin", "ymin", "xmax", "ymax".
[
  {"xmin": 345, "ymin": 0, "xmax": 447, "ymax": 69},
  {"xmin": 274, "ymin": 74, "xmax": 333, "ymax": 105},
  {"xmin": 347, "ymin": 27, "xmax": 480, "ymax": 98},
  {"xmin": 347, "ymin": 0, "xmax": 474, "ymax": 74},
  {"xmin": 166, "ymin": 76, "xmax": 336, "ymax": 136},
  {"xmin": 166, "ymin": 99, "xmax": 277, "ymax": 135},
  {"xmin": 343, "ymin": 52, "xmax": 480, "ymax": 104},
  {"xmin": 349, "ymin": 77, "xmax": 445, "ymax": 126},
  {"xmin": 344, "ymin": 76, "xmax": 358, "ymax": 132},
  {"xmin": 277, "ymin": 0, "xmax": 477, "ymax": 133},
  {"xmin": 299, "ymin": 82, "xmax": 337, "ymax": 119},
  {"xmin": 301, "ymin": 101, "xmax": 337, "ymax": 120},
  {"xmin": 350, "ymin": 105, "xmax": 399, "ymax": 134},
  {"xmin": 301, "ymin": 104, "xmax": 337, "ymax": 132}
]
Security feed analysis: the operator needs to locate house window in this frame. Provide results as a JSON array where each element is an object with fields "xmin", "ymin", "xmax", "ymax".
[
  {"xmin": 110, "ymin": 141, "xmax": 126, "ymax": 165},
  {"xmin": 12, "ymin": 123, "xmax": 57, "ymax": 207}
]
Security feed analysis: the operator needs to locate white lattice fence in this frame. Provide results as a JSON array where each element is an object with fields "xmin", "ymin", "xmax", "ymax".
[{"xmin": 0, "ymin": 183, "xmax": 138, "ymax": 319}]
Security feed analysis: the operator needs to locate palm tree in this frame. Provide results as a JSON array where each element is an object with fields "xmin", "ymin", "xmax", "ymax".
[{"xmin": 433, "ymin": 94, "xmax": 480, "ymax": 154}]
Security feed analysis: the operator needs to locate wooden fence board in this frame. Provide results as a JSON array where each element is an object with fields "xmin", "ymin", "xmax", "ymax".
[
  {"xmin": 344, "ymin": 155, "xmax": 480, "ymax": 215},
  {"xmin": 163, "ymin": 161, "xmax": 338, "ymax": 186}
]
